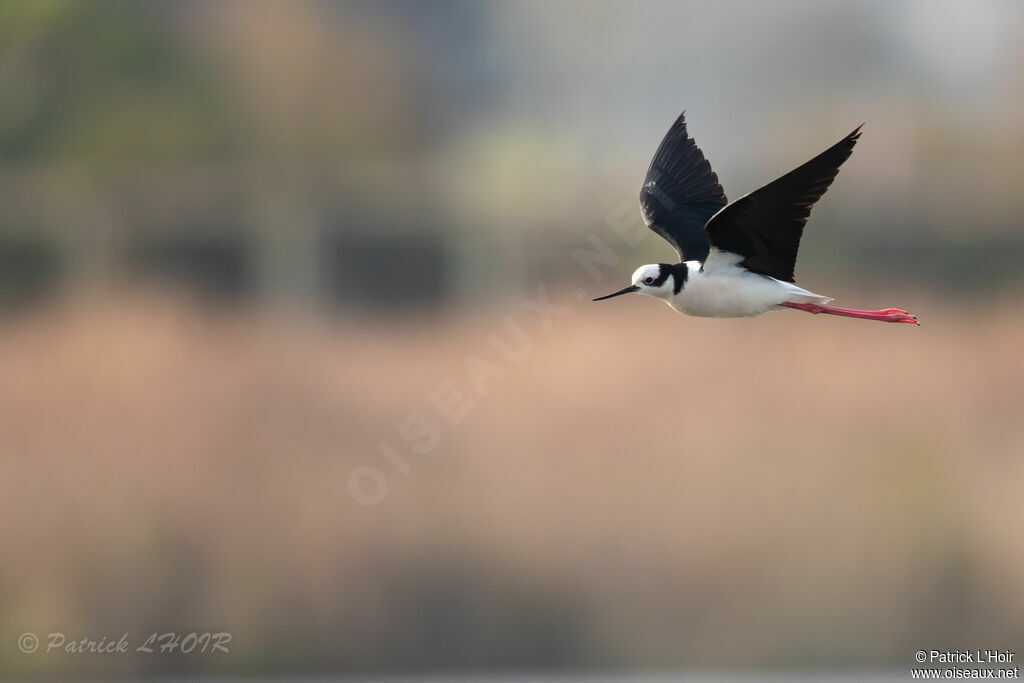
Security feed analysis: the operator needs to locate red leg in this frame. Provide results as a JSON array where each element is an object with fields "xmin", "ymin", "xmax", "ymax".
[{"xmin": 780, "ymin": 302, "xmax": 919, "ymax": 325}]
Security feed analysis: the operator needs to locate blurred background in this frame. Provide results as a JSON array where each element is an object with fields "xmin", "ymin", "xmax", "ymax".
[{"xmin": 1, "ymin": 0, "xmax": 1023, "ymax": 679}]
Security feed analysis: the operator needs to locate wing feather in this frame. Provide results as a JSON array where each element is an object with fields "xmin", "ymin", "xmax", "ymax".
[
  {"xmin": 639, "ymin": 112, "xmax": 727, "ymax": 262},
  {"xmin": 704, "ymin": 125, "xmax": 862, "ymax": 282}
]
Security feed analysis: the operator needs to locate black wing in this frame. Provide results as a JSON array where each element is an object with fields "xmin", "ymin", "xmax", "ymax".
[
  {"xmin": 639, "ymin": 112, "xmax": 727, "ymax": 262},
  {"xmin": 705, "ymin": 125, "xmax": 863, "ymax": 282}
]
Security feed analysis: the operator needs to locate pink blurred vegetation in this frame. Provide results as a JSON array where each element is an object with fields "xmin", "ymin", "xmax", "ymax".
[{"xmin": 2, "ymin": 289, "xmax": 1023, "ymax": 675}]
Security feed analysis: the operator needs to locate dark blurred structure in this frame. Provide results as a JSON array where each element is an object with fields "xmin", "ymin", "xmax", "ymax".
[{"xmin": 2, "ymin": 1, "xmax": 1023, "ymax": 315}]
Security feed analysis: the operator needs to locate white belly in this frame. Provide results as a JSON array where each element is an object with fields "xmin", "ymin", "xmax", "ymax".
[{"xmin": 666, "ymin": 261, "xmax": 831, "ymax": 318}]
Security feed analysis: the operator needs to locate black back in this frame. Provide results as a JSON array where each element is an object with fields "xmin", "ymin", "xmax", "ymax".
[
  {"xmin": 639, "ymin": 112, "xmax": 728, "ymax": 263},
  {"xmin": 705, "ymin": 125, "xmax": 862, "ymax": 282}
]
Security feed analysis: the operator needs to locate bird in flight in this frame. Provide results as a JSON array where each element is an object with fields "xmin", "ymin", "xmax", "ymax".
[{"xmin": 593, "ymin": 112, "xmax": 919, "ymax": 325}]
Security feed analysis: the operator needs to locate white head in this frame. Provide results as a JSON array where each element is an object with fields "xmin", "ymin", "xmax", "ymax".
[{"xmin": 593, "ymin": 263, "xmax": 683, "ymax": 302}]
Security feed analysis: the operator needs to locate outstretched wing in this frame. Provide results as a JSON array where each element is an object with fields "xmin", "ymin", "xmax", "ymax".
[
  {"xmin": 639, "ymin": 112, "xmax": 727, "ymax": 263},
  {"xmin": 704, "ymin": 125, "xmax": 862, "ymax": 282}
]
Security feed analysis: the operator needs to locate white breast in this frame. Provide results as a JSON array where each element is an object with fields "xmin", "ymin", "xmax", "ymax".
[{"xmin": 667, "ymin": 254, "xmax": 832, "ymax": 318}]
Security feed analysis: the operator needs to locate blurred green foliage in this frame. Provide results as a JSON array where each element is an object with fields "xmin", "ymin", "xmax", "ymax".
[
  {"xmin": 0, "ymin": 1, "xmax": 235, "ymax": 163},
  {"xmin": 0, "ymin": 0, "xmax": 1021, "ymax": 310}
]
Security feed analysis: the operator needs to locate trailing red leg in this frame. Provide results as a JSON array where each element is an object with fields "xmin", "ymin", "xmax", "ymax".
[{"xmin": 780, "ymin": 302, "xmax": 919, "ymax": 325}]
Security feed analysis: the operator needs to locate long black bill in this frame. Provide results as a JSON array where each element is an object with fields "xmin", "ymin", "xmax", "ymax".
[{"xmin": 592, "ymin": 285, "xmax": 639, "ymax": 302}]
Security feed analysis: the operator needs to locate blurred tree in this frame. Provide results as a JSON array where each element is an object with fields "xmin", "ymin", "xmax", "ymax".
[{"xmin": 0, "ymin": 0, "xmax": 236, "ymax": 164}]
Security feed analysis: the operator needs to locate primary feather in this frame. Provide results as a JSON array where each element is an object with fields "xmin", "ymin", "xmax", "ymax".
[
  {"xmin": 638, "ymin": 112, "xmax": 728, "ymax": 263},
  {"xmin": 704, "ymin": 125, "xmax": 862, "ymax": 282}
]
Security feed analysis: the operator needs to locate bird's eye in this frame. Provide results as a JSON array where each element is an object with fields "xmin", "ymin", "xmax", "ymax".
[{"xmin": 643, "ymin": 277, "xmax": 655, "ymax": 285}]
